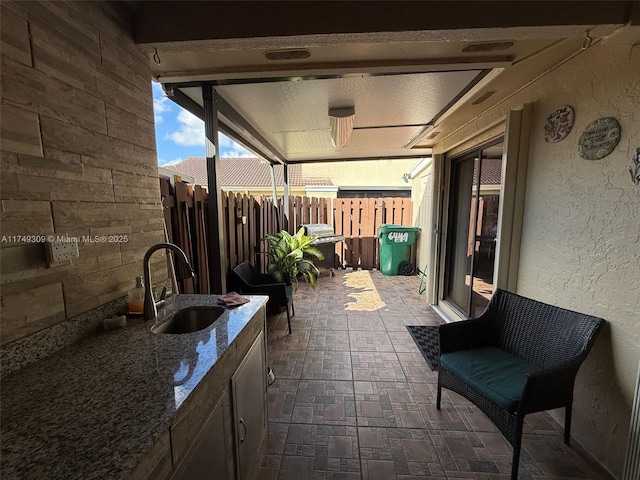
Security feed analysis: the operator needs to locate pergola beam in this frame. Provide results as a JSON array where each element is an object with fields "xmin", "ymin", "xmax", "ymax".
[
  {"xmin": 202, "ymin": 83, "xmax": 227, "ymax": 293},
  {"xmin": 269, "ymin": 164, "xmax": 280, "ymax": 231},
  {"xmin": 283, "ymin": 163, "xmax": 290, "ymax": 232}
]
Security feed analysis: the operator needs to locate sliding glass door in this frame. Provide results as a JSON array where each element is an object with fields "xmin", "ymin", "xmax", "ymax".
[{"xmin": 444, "ymin": 140, "xmax": 503, "ymax": 317}]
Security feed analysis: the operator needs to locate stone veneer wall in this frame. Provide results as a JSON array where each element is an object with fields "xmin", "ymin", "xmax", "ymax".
[
  {"xmin": 0, "ymin": 1, "xmax": 164, "ymax": 345},
  {"xmin": 430, "ymin": 31, "xmax": 639, "ymax": 477}
]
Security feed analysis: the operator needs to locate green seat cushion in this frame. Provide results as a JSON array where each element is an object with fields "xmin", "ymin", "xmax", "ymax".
[
  {"xmin": 285, "ymin": 285, "xmax": 294, "ymax": 300},
  {"xmin": 440, "ymin": 346, "xmax": 537, "ymax": 412}
]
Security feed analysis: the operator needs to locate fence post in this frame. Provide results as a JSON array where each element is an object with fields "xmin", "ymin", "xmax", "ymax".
[{"xmin": 194, "ymin": 185, "xmax": 210, "ymax": 294}]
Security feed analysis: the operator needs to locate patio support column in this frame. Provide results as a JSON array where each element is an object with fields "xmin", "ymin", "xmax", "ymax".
[
  {"xmin": 495, "ymin": 103, "xmax": 531, "ymax": 292},
  {"xmin": 269, "ymin": 163, "xmax": 280, "ymax": 231},
  {"xmin": 283, "ymin": 163, "xmax": 290, "ymax": 232},
  {"xmin": 202, "ymin": 83, "xmax": 227, "ymax": 293},
  {"xmin": 427, "ymin": 153, "xmax": 444, "ymax": 305}
]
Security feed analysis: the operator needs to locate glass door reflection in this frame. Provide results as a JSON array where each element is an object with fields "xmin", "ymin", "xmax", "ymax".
[{"xmin": 444, "ymin": 140, "xmax": 503, "ymax": 317}]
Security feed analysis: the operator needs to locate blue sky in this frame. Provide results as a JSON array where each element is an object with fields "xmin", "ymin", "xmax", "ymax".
[{"xmin": 152, "ymin": 82, "xmax": 254, "ymax": 166}]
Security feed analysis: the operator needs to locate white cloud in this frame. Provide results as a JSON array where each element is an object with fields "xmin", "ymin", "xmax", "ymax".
[
  {"xmin": 157, "ymin": 157, "xmax": 183, "ymax": 166},
  {"xmin": 218, "ymin": 134, "xmax": 236, "ymax": 149},
  {"xmin": 153, "ymin": 97, "xmax": 171, "ymax": 124},
  {"xmin": 219, "ymin": 134, "xmax": 255, "ymax": 157},
  {"xmin": 167, "ymin": 109, "xmax": 205, "ymax": 147},
  {"xmin": 222, "ymin": 149, "xmax": 255, "ymax": 158},
  {"xmin": 152, "ymin": 83, "xmax": 171, "ymax": 124}
]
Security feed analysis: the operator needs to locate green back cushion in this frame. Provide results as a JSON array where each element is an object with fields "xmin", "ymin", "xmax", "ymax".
[{"xmin": 440, "ymin": 346, "xmax": 537, "ymax": 412}]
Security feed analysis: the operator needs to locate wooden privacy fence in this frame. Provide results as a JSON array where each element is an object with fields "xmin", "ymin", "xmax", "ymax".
[
  {"xmin": 160, "ymin": 178, "xmax": 209, "ymax": 294},
  {"xmin": 160, "ymin": 179, "xmax": 414, "ymax": 291},
  {"xmin": 238, "ymin": 194, "xmax": 331, "ymax": 272},
  {"xmin": 334, "ymin": 198, "xmax": 413, "ymax": 270}
]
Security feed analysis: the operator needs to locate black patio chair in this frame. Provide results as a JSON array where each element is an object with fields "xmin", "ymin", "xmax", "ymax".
[
  {"xmin": 437, "ymin": 289, "xmax": 605, "ymax": 479},
  {"xmin": 232, "ymin": 261, "xmax": 295, "ymax": 334}
]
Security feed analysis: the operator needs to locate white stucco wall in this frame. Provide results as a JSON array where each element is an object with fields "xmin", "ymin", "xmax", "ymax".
[
  {"xmin": 517, "ymin": 35, "xmax": 639, "ymax": 477},
  {"xmin": 301, "ymin": 159, "xmax": 418, "ymax": 187},
  {"xmin": 432, "ymin": 28, "xmax": 640, "ymax": 477},
  {"xmin": 410, "ymin": 163, "xmax": 435, "ymax": 288}
]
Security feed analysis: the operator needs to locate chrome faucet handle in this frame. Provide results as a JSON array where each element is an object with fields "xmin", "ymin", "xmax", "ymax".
[
  {"xmin": 154, "ymin": 285, "xmax": 167, "ymax": 310},
  {"xmin": 158, "ymin": 285, "xmax": 167, "ymax": 301}
]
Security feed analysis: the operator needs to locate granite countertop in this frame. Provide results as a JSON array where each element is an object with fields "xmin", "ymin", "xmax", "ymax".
[{"xmin": 0, "ymin": 294, "xmax": 268, "ymax": 480}]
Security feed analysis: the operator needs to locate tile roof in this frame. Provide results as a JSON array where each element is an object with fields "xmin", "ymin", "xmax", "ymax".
[
  {"xmin": 164, "ymin": 157, "xmax": 332, "ymax": 189},
  {"xmin": 474, "ymin": 157, "xmax": 503, "ymax": 186}
]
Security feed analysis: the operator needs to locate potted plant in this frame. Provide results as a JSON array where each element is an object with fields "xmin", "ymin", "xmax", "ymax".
[{"xmin": 261, "ymin": 227, "xmax": 325, "ymax": 288}]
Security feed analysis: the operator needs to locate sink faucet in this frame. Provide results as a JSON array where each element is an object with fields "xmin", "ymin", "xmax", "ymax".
[{"xmin": 143, "ymin": 243, "xmax": 195, "ymax": 320}]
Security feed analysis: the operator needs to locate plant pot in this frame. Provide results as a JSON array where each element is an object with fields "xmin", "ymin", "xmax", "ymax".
[{"xmin": 282, "ymin": 273, "xmax": 298, "ymax": 291}]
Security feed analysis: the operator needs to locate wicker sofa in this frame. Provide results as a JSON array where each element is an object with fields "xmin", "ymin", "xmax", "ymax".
[{"xmin": 437, "ymin": 288, "xmax": 605, "ymax": 479}]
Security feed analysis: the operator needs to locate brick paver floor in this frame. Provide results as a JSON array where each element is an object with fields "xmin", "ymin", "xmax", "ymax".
[{"xmin": 257, "ymin": 269, "xmax": 611, "ymax": 480}]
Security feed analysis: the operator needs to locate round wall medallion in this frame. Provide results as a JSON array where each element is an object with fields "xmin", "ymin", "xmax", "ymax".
[
  {"xmin": 578, "ymin": 117, "xmax": 621, "ymax": 160},
  {"xmin": 544, "ymin": 105, "xmax": 574, "ymax": 143},
  {"xmin": 629, "ymin": 148, "xmax": 640, "ymax": 186}
]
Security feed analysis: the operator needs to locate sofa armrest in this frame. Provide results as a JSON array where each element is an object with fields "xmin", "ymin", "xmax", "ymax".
[
  {"xmin": 439, "ymin": 314, "xmax": 494, "ymax": 354},
  {"xmin": 520, "ymin": 362, "xmax": 581, "ymax": 414}
]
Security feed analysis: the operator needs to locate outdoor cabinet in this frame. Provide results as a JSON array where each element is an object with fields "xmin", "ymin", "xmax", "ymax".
[
  {"xmin": 232, "ymin": 331, "xmax": 267, "ymax": 480},
  {"xmin": 129, "ymin": 304, "xmax": 267, "ymax": 480},
  {"xmin": 170, "ymin": 392, "xmax": 231, "ymax": 480}
]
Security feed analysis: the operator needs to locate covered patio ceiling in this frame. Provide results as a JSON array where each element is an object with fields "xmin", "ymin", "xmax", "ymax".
[{"xmin": 131, "ymin": 1, "xmax": 632, "ymax": 166}]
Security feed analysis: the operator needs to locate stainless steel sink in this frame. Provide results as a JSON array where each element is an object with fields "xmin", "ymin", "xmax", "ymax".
[{"xmin": 151, "ymin": 306, "xmax": 225, "ymax": 334}]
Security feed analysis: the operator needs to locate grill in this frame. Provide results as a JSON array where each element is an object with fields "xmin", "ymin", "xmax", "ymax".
[{"xmin": 301, "ymin": 223, "xmax": 345, "ymax": 276}]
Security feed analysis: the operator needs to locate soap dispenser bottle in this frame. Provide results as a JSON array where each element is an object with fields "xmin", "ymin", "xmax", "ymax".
[{"xmin": 128, "ymin": 276, "xmax": 145, "ymax": 316}]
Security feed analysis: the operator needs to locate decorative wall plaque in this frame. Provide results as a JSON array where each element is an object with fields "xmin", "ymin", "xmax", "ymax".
[
  {"xmin": 544, "ymin": 105, "xmax": 574, "ymax": 143},
  {"xmin": 629, "ymin": 148, "xmax": 640, "ymax": 186},
  {"xmin": 578, "ymin": 117, "xmax": 621, "ymax": 160}
]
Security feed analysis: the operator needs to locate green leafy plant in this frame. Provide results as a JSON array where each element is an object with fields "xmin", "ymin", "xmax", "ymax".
[{"xmin": 261, "ymin": 228, "xmax": 325, "ymax": 288}]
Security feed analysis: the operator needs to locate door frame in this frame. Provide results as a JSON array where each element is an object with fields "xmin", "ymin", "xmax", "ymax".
[
  {"xmin": 443, "ymin": 137, "xmax": 504, "ymax": 317},
  {"xmin": 432, "ymin": 104, "xmax": 531, "ymax": 321}
]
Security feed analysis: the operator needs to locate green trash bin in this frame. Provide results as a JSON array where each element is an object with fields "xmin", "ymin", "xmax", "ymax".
[{"xmin": 378, "ymin": 224, "xmax": 421, "ymax": 275}]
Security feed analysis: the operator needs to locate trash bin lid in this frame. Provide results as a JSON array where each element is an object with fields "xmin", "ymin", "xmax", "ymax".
[{"xmin": 378, "ymin": 224, "xmax": 421, "ymax": 234}]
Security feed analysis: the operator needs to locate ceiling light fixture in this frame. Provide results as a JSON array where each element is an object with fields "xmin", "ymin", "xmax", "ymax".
[
  {"xmin": 471, "ymin": 90, "xmax": 497, "ymax": 105},
  {"xmin": 461, "ymin": 41, "xmax": 515, "ymax": 53},
  {"xmin": 264, "ymin": 49, "xmax": 311, "ymax": 61},
  {"xmin": 426, "ymin": 131, "xmax": 440, "ymax": 139},
  {"xmin": 328, "ymin": 107, "xmax": 355, "ymax": 148}
]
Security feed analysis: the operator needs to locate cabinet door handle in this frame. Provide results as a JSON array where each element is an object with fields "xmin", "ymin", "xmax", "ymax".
[{"xmin": 239, "ymin": 418, "xmax": 247, "ymax": 444}]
